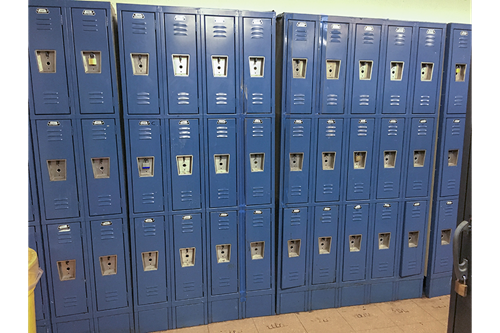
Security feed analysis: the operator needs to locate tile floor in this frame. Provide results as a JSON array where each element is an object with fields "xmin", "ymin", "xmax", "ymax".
[{"xmin": 157, "ymin": 295, "xmax": 450, "ymax": 333}]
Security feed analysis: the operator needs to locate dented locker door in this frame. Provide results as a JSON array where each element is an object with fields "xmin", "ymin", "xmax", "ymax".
[
  {"xmin": 210, "ymin": 211, "xmax": 238, "ymax": 295},
  {"xmin": 440, "ymin": 117, "xmax": 466, "ymax": 197},
  {"xmin": 47, "ymin": 222, "xmax": 88, "ymax": 317},
  {"xmin": 320, "ymin": 22, "xmax": 349, "ymax": 114},
  {"xmin": 165, "ymin": 13, "xmax": 199, "ymax": 114},
  {"xmin": 447, "ymin": 29, "xmax": 471, "ymax": 114},
  {"xmin": 433, "ymin": 200, "xmax": 458, "ymax": 274},
  {"xmin": 312, "ymin": 205, "xmax": 338, "ymax": 285},
  {"xmin": 281, "ymin": 207, "xmax": 308, "ymax": 289},
  {"xmin": 351, "ymin": 24, "xmax": 382, "ymax": 114},
  {"xmin": 400, "ymin": 201, "xmax": 428, "ymax": 277},
  {"xmin": 173, "ymin": 213, "xmax": 204, "ymax": 300},
  {"xmin": 372, "ymin": 202, "xmax": 398, "ymax": 279},
  {"xmin": 347, "ymin": 118, "xmax": 374, "ymax": 201},
  {"xmin": 287, "ymin": 20, "xmax": 316, "ymax": 114},
  {"xmin": 90, "ymin": 219, "xmax": 128, "ymax": 311},
  {"xmin": 208, "ymin": 118, "xmax": 237, "ymax": 208},
  {"xmin": 315, "ymin": 118, "xmax": 343, "ymax": 202},
  {"xmin": 284, "ymin": 118, "xmax": 311, "ymax": 204},
  {"xmin": 246, "ymin": 209, "xmax": 272, "ymax": 291},
  {"xmin": 245, "ymin": 118, "xmax": 272, "ymax": 205},
  {"xmin": 36, "ymin": 120, "xmax": 80, "ymax": 220},
  {"xmin": 382, "ymin": 25, "xmax": 413, "ymax": 114},
  {"xmin": 29, "ymin": 6, "xmax": 70, "ymax": 115},
  {"xmin": 243, "ymin": 17, "xmax": 273, "ymax": 113},
  {"xmin": 134, "ymin": 216, "xmax": 167, "ymax": 305},
  {"xmin": 121, "ymin": 11, "xmax": 159, "ymax": 114},
  {"xmin": 128, "ymin": 119, "xmax": 164, "ymax": 213},
  {"xmin": 205, "ymin": 16, "xmax": 236, "ymax": 114},
  {"xmin": 81, "ymin": 119, "xmax": 122, "ymax": 216},
  {"xmin": 343, "ymin": 204, "xmax": 369, "ymax": 282},
  {"xmin": 170, "ymin": 119, "xmax": 202, "ymax": 210},
  {"xmin": 71, "ymin": 8, "xmax": 114, "ymax": 114},
  {"xmin": 376, "ymin": 118, "xmax": 405, "ymax": 199}
]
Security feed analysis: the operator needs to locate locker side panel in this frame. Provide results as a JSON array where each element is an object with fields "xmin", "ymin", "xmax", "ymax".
[
  {"xmin": 343, "ymin": 204, "xmax": 369, "ymax": 282},
  {"xmin": 29, "ymin": 226, "xmax": 46, "ymax": 321},
  {"xmin": 400, "ymin": 201, "xmax": 428, "ymax": 277},
  {"xmin": 372, "ymin": 202, "xmax": 398, "ymax": 278},
  {"xmin": 440, "ymin": 118, "xmax": 466, "ymax": 197},
  {"xmin": 246, "ymin": 209, "xmax": 272, "ymax": 291},
  {"xmin": 312, "ymin": 205, "xmax": 339, "ymax": 285},
  {"xmin": 446, "ymin": 29, "xmax": 471, "ymax": 114},
  {"xmin": 281, "ymin": 207, "xmax": 308, "ymax": 289},
  {"xmin": 433, "ymin": 200, "xmax": 458, "ymax": 274}
]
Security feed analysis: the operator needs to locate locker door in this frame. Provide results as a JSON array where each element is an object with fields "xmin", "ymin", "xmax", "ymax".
[
  {"xmin": 315, "ymin": 119, "xmax": 343, "ymax": 202},
  {"xmin": 351, "ymin": 24, "xmax": 382, "ymax": 114},
  {"xmin": 28, "ymin": 226, "xmax": 45, "ymax": 321},
  {"xmin": 121, "ymin": 11, "xmax": 159, "ymax": 114},
  {"xmin": 164, "ymin": 13, "xmax": 199, "ymax": 114},
  {"xmin": 169, "ymin": 119, "xmax": 202, "ymax": 210},
  {"xmin": 208, "ymin": 118, "xmax": 237, "ymax": 208},
  {"xmin": 36, "ymin": 120, "xmax": 80, "ymax": 220},
  {"xmin": 412, "ymin": 27, "xmax": 444, "ymax": 114},
  {"xmin": 287, "ymin": 20, "xmax": 316, "ymax": 114},
  {"xmin": 246, "ymin": 209, "xmax": 272, "ymax": 291},
  {"xmin": 243, "ymin": 17, "xmax": 273, "ymax": 113},
  {"xmin": 134, "ymin": 216, "xmax": 167, "ymax": 305},
  {"xmin": 205, "ymin": 16, "xmax": 236, "ymax": 114},
  {"xmin": 346, "ymin": 118, "xmax": 374, "ymax": 201},
  {"xmin": 71, "ymin": 8, "xmax": 114, "ymax": 114},
  {"xmin": 128, "ymin": 119, "xmax": 164, "ymax": 213},
  {"xmin": 173, "ymin": 213, "xmax": 204, "ymax": 300},
  {"xmin": 81, "ymin": 119, "xmax": 122, "ymax": 216},
  {"xmin": 320, "ymin": 22, "xmax": 349, "ymax": 114},
  {"xmin": 447, "ymin": 29, "xmax": 471, "ymax": 114},
  {"xmin": 372, "ymin": 203, "xmax": 398, "ymax": 279},
  {"xmin": 400, "ymin": 201, "xmax": 428, "ymax": 277},
  {"xmin": 90, "ymin": 219, "xmax": 128, "ymax": 311},
  {"xmin": 312, "ymin": 206, "xmax": 338, "ymax": 285},
  {"xmin": 376, "ymin": 118, "xmax": 405, "ymax": 199},
  {"xmin": 440, "ymin": 118, "xmax": 466, "ymax": 197},
  {"xmin": 210, "ymin": 211, "xmax": 238, "ymax": 295},
  {"xmin": 382, "ymin": 26, "xmax": 413, "ymax": 114},
  {"xmin": 406, "ymin": 118, "xmax": 435, "ymax": 197},
  {"xmin": 29, "ymin": 6, "xmax": 70, "ymax": 115},
  {"xmin": 433, "ymin": 200, "xmax": 458, "ymax": 274},
  {"xmin": 284, "ymin": 119, "xmax": 311, "ymax": 204},
  {"xmin": 281, "ymin": 207, "xmax": 308, "ymax": 289},
  {"xmin": 245, "ymin": 118, "xmax": 272, "ymax": 205},
  {"xmin": 47, "ymin": 222, "xmax": 88, "ymax": 317},
  {"xmin": 343, "ymin": 204, "xmax": 369, "ymax": 282}
]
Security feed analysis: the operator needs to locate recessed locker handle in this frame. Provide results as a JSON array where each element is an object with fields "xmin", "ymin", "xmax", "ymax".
[{"xmin": 453, "ymin": 220, "xmax": 470, "ymax": 283}]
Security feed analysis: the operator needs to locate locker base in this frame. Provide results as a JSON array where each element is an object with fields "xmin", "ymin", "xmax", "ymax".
[
  {"xmin": 423, "ymin": 274, "xmax": 452, "ymax": 298},
  {"xmin": 244, "ymin": 293, "xmax": 275, "ymax": 318}
]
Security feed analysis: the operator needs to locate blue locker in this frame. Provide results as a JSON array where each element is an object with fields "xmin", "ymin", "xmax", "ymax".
[
  {"xmin": 169, "ymin": 119, "xmax": 202, "ymax": 210},
  {"xmin": 351, "ymin": 24, "xmax": 381, "ymax": 114},
  {"xmin": 46, "ymin": 222, "xmax": 88, "ymax": 317},
  {"xmin": 376, "ymin": 118, "xmax": 405, "ymax": 199},
  {"xmin": 121, "ymin": 10, "xmax": 159, "ymax": 114},
  {"xmin": 281, "ymin": 207, "xmax": 308, "ymax": 289},
  {"xmin": 284, "ymin": 118, "xmax": 311, "ymax": 204},
  {"xmin": 446, "ymin": 28, "xmax": 471, "ymax": 114},
  {"xmin": 400, "ymin": 201, "xmax": 428, "ymax": 277},
  {"xmin": 29, "ymin": 173, "xmax": 35, "ymax": 223},
  {"xmin": 81, "ymin": 119, "xmax": 122, "ymax": 216},
  {"xmin": 343, "ymin": 204, "xmax": 369, "ymax": 282},
  {"xmin": 204, "ymin": 15, "xmax": 236, "ymax": 114},
  {"xmin": 90, "ymin": 219, "xmax": 129, "ymax": 311},
  {"xmin": 382, "ymin": 25, "xmax": 413, "ymax": 114},
  {"xmin": 319, "ymin": 21, "xmax": 349, "ymax": 114},
  {"xmin": 55, "ymin": 319, "xmax": 92, "ymax": 333},
  {"xmin": 412, "ymin": 27, "xmax": 444, "ymax": 114},
  {"xmin": 346, "ymin": 118, "xmax": 374, "ymax": 201},
  {"xmin": 405, "ymin": 117, "xmax": 435, "ymax": 198},
  {"xmin": 433, "ymin": 200, "xmax": 458, "ymax": 274},
  {"xmin": 97, "ymin": 313, "xmax": 133, "ymax": 333},
  {"xmin": 128, "ymin": 119, "xmax": 164, "ymax": 213},
  {"xmin": 242, "ymin": 17, "xmax": 273, "ymax": 113},
  {"xmin": 245, "ymin": 118, "xmax": 272, "ymax": 205},
  {"xmin": 29, "ymin": 6, "xmax": 70, "ymax": 115},
  {"xmin": 315, "ymin": 118, "xmax": 343, "ymax": 202},
  {"xmin": 71, "ymin": 7, "xmax": 114, "ymax": 114},
  {"xmin": 164, "ymin": 13, "xmax": 200, "ymax": 114},
  {"xmin": 29, "ymin": 226, "xmax": 46, "ymax": 322},
  {"xmin": 134, "ymin": 216, "xmax": 168, "ymax": 305},
  {"xmin": 312, "ymin": 205, "xmax": 339, "ymax": 285},
  {"xmin": 372, "ymin": 202, "xmax": 398, "ymax": 279},
  {"xmin": 210, "ymin": 211, "xmax": 239, "ymax": 295},
  {"xmin": 440, "ymin": 118, "xmax": 466, "ymax": 197},
  {"xmin": 138, "ymin": 308, "xmax": 170, "ymax": 333},
  {"xmin": 245, "ymin": 209, "xmax": 272, "ymax": 291},
  {"xmin": 207, "ymin": 118, "xmax": 237, "ymax": 208},
  {"xmin": 36, "ymin": 119, "xmax": 80, "ymax": 220},
  {"xmin": 173, "ymin": 213, "xmax": 204, "ymax": 300},
  {"xmin": 286, "ymin": 19, "xmax": 316, "ymax": 114}
]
